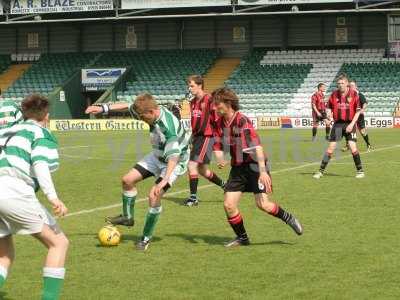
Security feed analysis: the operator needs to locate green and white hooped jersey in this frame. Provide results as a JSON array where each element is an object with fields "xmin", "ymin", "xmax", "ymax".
[
  {"xmin": 0, "ymin": 120, "xmax": 59, "ymax": 189},
  {"xmin": 0, "ymin": 100, "xmax": 23, "ymax": 129},
  {"xmin": 143, "ymin": 106, "xmax": 190, "ymax": 174}
]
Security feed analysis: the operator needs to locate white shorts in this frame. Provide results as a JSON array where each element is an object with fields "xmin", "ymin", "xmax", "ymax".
[
  {"xmin": 136, "ymin": 152, "xmax": 186, "ymax": 186},
  {"xmin": 0, "ymin": 176, "xmax": 58, "ymax": 237}
]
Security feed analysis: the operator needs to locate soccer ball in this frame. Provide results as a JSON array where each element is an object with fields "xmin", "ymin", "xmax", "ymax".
[{"xmin": 98, "ymin": 225, "xmax": 121, "ymax": 246}]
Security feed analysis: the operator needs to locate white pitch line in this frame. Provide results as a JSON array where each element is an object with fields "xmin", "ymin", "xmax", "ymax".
[{"xmin": 62, "ymin": 144, "xmax": 400, "ymax": 219}]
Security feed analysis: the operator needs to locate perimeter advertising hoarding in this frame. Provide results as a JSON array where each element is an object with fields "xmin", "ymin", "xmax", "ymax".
[
  {"xmin": 238, "ymin": 0, "xmax": 352, "ymax": 4},
  {"xmin": 10, "ymin": 0, "xmax": 113, "ymax": 14},
  {"xmin": 121, "ymin": 0, "xmax": 230, "ymax": 9}
]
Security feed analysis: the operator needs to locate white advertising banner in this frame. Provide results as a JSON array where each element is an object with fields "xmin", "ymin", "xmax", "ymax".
[
  {"xmin": 238, "ymin": 0, "xmax": 352, "ymax": 5},
  {"xmin": 0, "ymin": 1, "xmax": 3, "ymax": 16},
  {"xmin": 281, "ymin": 117, "xmax": 393, "ymax": 129},
  {"xmin": 10, "ymin": 0, "xmax": 113, "ymax": 14},
  {"xmin": 121, "ymin": 0, "xmax": 230, "ymax": 9}
]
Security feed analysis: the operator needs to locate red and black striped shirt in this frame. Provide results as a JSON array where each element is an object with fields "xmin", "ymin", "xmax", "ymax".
[
  {"xmin": 213, "ymin": 111, "xmax": 261, "ymax": 166},
  {"xmin": 190, "ymin": 94, "xmax": 218, "ymax": 137},
  {"xmin": 327, "ymin": 88, "xmax": 360, "ymax": 122},
  {"xmin": 311, "ymin": 91, "xmax": 326, "ymax": 111}
]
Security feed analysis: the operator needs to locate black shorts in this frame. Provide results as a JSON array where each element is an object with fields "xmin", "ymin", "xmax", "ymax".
[
  {"xmin": 224, "ymin": 164, "xmax": 271, "ymax": 194},
  {"xmin": 357, "ymin": 114, "xmax": 366, "ymax": 130},
  {"xmin": 312, "ymin": 110, "xmax": 327, "ymax": 123},
  {"xmin": 329, "ymin": 121, "xmax": 357, "ymax": 142},
  {"xmin": 189, "ymin": 135, "xmax": 213, "ymax": 164}
]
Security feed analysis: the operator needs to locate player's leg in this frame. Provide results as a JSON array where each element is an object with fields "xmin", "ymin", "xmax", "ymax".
[
  {"xmin": 107, "ymin": 154, "xmax": 155, "ymax": 226},
  {"xmin": 185, "ymin": 160, "xmax": 200, "ymax": 206},
  {"xmin": 186, "ymin": 136, "xmax": 217, "ymax": 206},
  {"xmin": 198, "ymin": 163, "xmax": 225, "ymax": 188},
  {"xmin": 33, "ymin": 225, "xmax": 69, "ymax": 300},
  {"xmin": 312, "ymin": 112, "xmax": 318, "ymax": 141},
  {"xmin": 223, "ymin": 166, "xmax": 250, "ymax": 247},
  {"xmin": 348, "ymin": 140, "xmax": 365, "ymax": 178},
  {"xmin": 321, "ymin": 112, "xmax": 330, "ymax": 141},
  {"xmin": 314, "ymin": 141, "xmax": 336, "ymax": 178},
  {"xmin": 314, "ymin": 122, "xmax": 344, "ymax": 178},
  {"xmin": 0, "ymin": 235, "xmax": 14, "ymax": 288},
  {"xmin": 323, "ymin": 119, "xmax": 331, "ymax": 141},
  {"xmin": 359, "ymin": 125, "xmax": 371, "ymax": 151},
  {"xmin": 224, "ymin": 191, "xmax": 250, "ymax": 247},
  {"xmin": 254, "ymin": 193, "xmax": 303, "ymax": 235},
  {"xmin": 136, "ymin": 163, "xmax": 177, "ymax": 251}
]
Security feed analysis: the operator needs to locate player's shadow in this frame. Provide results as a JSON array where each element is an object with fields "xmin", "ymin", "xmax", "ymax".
[
  {"xmin": 163, "ymin": 196, "xmax": 224, "ymax": 205},
  {"xmin": 166, "ymin": 233, "xmax": 295, "ymax": 247},
  {"xmin": 299, "ymin": 172, "xmax": 353, "ymax": 178},
  {"xmin": 163, "ymin": 196, "xmax": 188, "ymax": 206},
  {"xmin": 121, "ymin": 235, "xmax": 161, "ymax": 244},
  {"xmin": 250, "ymin": 240, "xmax": 295, "ymax": 246},
  {"xmin": 0, "ymin": 291, "xmax": 14, "ymax": 300},
  {"xmin": 166, "ymin": 233, "xmax": 231, "ymax": 245}
]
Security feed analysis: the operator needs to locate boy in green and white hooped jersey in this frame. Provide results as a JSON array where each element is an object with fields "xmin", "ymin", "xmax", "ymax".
[
  {"xmin": 0, "ymin": 94, "xmax": 69, "ymax": 300},
  {"xmin": 85, "ymin": 93, "xmax": 190, "ymax": 251},
  {"xmin": 0, "ymin": 99, "xmax": 23, "ymax": 129}
]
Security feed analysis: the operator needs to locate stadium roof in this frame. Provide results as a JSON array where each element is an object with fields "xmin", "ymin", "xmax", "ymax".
[{"xmin": 1, "ymin": 1, "xmax": 400, "ymax": 25}]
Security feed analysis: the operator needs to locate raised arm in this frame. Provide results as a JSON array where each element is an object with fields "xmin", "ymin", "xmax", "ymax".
[{"xmin": 85, "ymin": 102, "xmax": 130, "ymax": 115}]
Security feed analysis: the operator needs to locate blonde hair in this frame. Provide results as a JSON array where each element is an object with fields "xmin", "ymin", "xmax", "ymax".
[{"xmin": 133, "ymin": 93, "xmax": 158, "ymax": 112}]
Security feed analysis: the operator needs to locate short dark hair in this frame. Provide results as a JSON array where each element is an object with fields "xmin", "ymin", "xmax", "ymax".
[
  {"xmin": 21, "ymin": 94, "xmax": 50, "ymax": 121},
  {"xmin": 211, "ymin": 87, "xmax": 240, "ymax": 111},
  {"xmin": 187, "ymin": 75, "xmax": 204, "ymax": 90},
  {"xmin": 336, "ymin": 73, "xmax": 349, "ymax": 82},
  {"xmin": 317, "ymin": 82, "xmax": 325, "ymax": 89}
]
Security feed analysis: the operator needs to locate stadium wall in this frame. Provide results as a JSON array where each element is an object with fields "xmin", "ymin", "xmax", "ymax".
[{"xmin": 0, "ymin": 14, "xmax": 389, "ymax": 55}]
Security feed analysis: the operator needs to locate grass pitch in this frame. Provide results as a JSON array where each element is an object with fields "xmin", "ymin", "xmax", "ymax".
[{"xmin": 2, "ymin": 129, "xmax": 400, "ymax": 300}]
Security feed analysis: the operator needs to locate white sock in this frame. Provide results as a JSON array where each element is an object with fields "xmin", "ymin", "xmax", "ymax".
[
  {"xmin": 0, "ymin": 265, "xmax": 8, "ymax": 279},
  {"xmin": 43, "ymin": 267, "xmax": 65, "ymax": 279},
  {"xmin": 123, "ymin": 190, "xmax": 137, "ymax": 197}
]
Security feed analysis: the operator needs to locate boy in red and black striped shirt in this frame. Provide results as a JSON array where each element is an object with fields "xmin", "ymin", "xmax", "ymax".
[
  {"xmin": 184, "ymin": 75, "xmax": 225, "ymax": 206},
  {"xmin": 212, "ymin": 87, "xmax": 303, "ymax": 247},
  {"xmin": 313, "ymin": 74, "xmax": 365, "ymax": 179},
  {"xmin": 311, "ymin": 83, "xmax": 331, "ymax": 141}
]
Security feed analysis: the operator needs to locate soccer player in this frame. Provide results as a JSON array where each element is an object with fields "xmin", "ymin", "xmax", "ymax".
[
  {"xmin": 211, "ymin": 87, "xmax": 303, "ymax": 247},
  {"xmin": 341, "ymin": 80, "xmax": 372, "ymax": 152},
  {"xmin": 0, "ymin": 98, "xmax": 23, "ymax": 129},
  {"xmin": 313, "ymin": 75, "xmax": 365, "ymax": 179},
  {"xmin": 311, "ymin": 83, "xmax": 331, "ymax": 141},
  {"xmin": 0, "ymin": 94, "xmax": 69, "ymax": 300},
  {"xmin": 184, "ymin": 75, "xmax": 225, "ymax": 206},
  {"xmin": 85, "ymin": 93, "xmax": 190, "ymax": 251}
]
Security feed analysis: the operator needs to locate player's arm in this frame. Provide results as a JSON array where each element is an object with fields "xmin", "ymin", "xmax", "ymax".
[
  {"xmin": 346, "ymin": 100, "xmax": 362, "ymax": 133},
  {"xmin": 254, "ymin": 146, "xmax": 272, "ymax": 193},
  {"xmin": 85, "ymin": 102, "xmax": 130, "ymax": 115},
  {"xmin": 212, "ymin": 119, "xmax": 226, "ymax": 168},
  {"xmin": 153, "ymin": 153, "xmax": 179, "ymax": 197},
  {"xmin": 33, "ymin": 162, "xmax": 68, "ymax": 217}
]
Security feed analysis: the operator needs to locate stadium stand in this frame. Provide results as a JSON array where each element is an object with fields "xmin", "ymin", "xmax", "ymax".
[
  {"xmin": 97, "ymin": 49, "xmax": 219, "ymax": 105},
  {"xmin": 2, "ymin": 52, "xmax": 98, "ymax": 102},
  {"xmin": 0, "ymin": 55, "xmax": 12, "ymax": 93},
  {"xmin": 225, "ymin": 49, "xmax": 312, "ymax": 116},
  {"xmin": 225, "ymin": 48, "xmax": 398, "ymax": 117},
  {"xmin": 335, "ymin": 62, "xmax": 400, "ymax": 117}
]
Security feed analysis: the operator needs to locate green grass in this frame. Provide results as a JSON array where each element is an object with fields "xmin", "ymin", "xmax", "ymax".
[{"xmin": 2, "ymin": 129, "xmax": 400, "ymax": 299}]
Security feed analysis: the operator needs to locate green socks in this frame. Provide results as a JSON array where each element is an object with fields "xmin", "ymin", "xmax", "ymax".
[
  {"xmin": 122, "ymin": 190, "xmax": 137, "ymax": 219},
  {"xmin": 142, "ymin": 206, "xmax": 162, "ymax": 240},
  {"xmin": 42, "ymin": 267, "xmax": 65, "ymax": 300},
  {"xmin": 0, "ymin": 265, "xmax": 7, "ymax": 288}
]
